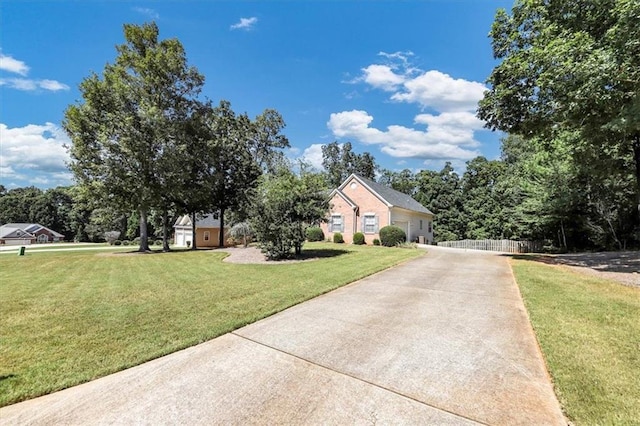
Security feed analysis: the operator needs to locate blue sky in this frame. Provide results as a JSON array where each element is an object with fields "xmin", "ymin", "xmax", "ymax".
[{"xmin": 1, "ymin": 0, "xmax": 512, "ymax": 189}]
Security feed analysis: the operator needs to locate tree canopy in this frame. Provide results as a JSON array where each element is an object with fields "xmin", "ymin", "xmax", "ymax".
[
  {"xmin": 478, "ymin": 0, "xmax": 640, "ymax": 212},
  {"xmin": 64, "ymin": 22, "xmax": 205, "ymax": 251}
]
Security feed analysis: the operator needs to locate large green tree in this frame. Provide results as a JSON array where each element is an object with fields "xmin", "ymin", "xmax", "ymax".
[
  {"xmin": 478, "ymin": 0, "xmax": 640, "ymax": 215},
  {"xmin": 64, "ymin": 22, "xmax": 204, "ymax": 252},
  {"xmin": 321, "ymin": 141, "xmax": 377, "ymax": 188},
  {"xmin": 203, "ymin": 101, "xmax": 262, "ymax": 247},
  {"xmin": 250, "ymin": 168, "xmax": 329, "ymax": 260}
]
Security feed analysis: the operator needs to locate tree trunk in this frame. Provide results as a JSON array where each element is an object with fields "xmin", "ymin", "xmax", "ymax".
[
  {"xmin": 138, "ymin": 208, "xmax": 150, "ymax": 252},
  {"xmin": 162, "ymin": 210, "xmax": 170, "ymax": 252},
  {"xmin": 191, "ymin": 211, "xmax": 197, "ymax": 250},
  {"xmin": 218, "ymin": 207, "xmax": 225, "ymax": 247}
]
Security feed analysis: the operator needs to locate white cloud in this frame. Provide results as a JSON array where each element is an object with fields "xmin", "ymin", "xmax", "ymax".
[
  {"xmin": 0, "ymin": 53, "xmax": 29, "ymax": 75},
  {"xmin": 361, "ymin": 64, "xmax": 405, "ymax": 92},
  {"xmin": 327, "ymin": 110, "xmax": 480, "ymax": 161},
  {"xmin": 230, "ymin": 17, "xmax": 258, "ymax": 31},
  {"xmin": 133, "ymin": 7, "xmax": 159, "ymax": 20},
  {"xmin": 328, "ymin": 53, "xmax": 489, "ymax": 165},
  {"xmin": 0, "ymin": 52, "xmax": 69, "ymax": 92},
  {"xmin": 0, "ymin": 78, "xmax": 69, "ymax": 92},
  {"xmin": 354, "ymin": 52, "xmax": 487, "ymax": 113},
  {"xmin": 0, "ymin": 123, "xmax": 73, "ymax": 187},
  {"xmin": 391, "ymin": 70, "xmax": 487, "ymax": 112},
  {"xmin": 300, "ymin": 144, "xmax": 325, "ymax": 170}
]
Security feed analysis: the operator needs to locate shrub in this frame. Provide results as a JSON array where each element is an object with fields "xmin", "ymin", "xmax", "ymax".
[
  {"xmin": 373, "ymin": 238, "xmax": 381, "ymax": 246},
  {"xmin": 155, "ymin": 240, "xmax": 163, "ymax": 246},
  {"xmin": 122, "ymin": 240, "xmax": 130, "ymax": 246},
  {"xmin": 353, "ymin": 232, "xmax": 365, "ymax": 245},
  {"xmin": 104, "ymin": 231, "xmax": 120, "ymax": 245},
  {"xmin": 133, "ymin": 237, "xmax": 141, "ymax": 244},
  {"xmin": 379, "ymin": 225, "xmax": 406, "ymax": 247},
  {"xmin": 114, "ymin": 240, "xmax": 122, "ymax": 246},
  {"xmin": 333, "ymin": 232, "xmax": 344, "ymax": 243},
  {"xmin": 306, "ymin": 227, "xmax": 324, "ymax": 242},
  {"xmin": 230, "ymin": 222, "xmax": 253, "ymax": 247}
]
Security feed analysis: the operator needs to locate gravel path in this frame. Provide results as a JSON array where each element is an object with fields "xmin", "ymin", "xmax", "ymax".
[{"xmin": 218, "ymin": 246, "xmax": 318, "ymax": 264}]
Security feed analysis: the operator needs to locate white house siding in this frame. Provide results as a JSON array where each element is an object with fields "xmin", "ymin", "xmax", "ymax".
[
  {"xmin": 390, "ymin": 207, "xmax": 433, "ymax": 244},
  {"xmin": 174, "ymin": 228, "xmax": 193, "ymax": 247}
]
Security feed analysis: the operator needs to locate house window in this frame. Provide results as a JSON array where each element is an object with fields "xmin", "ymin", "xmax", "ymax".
[
  {"xmin": 363, "ymin": 214, "xmax": 377, "ymax": 234},
  {"xmin": 428, "ymin": 221, "xmax": 432, "ymax": 233},
  {"xmin": 420, "ymin": 219, "xmax": 423, "ymax": 230},
  {"xmin": 331, "ymin": 215, "xmax": 343, "ymax": 232},
  {"xmin": 37, "ymin": 234, "xmax": 48, "ymax": 243},
  {"xmin": 204, "ymin": 231, "xmax": 210, "ymax": 241}
]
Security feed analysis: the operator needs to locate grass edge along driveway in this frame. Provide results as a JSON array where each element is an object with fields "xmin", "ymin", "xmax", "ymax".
[
  {"xmin": 0, "ymin": 243, "xmax": 422, "ymax": 407},
  {"xmin": 511, "ymin": 258, "xmax": 640, "ymax": 425}
]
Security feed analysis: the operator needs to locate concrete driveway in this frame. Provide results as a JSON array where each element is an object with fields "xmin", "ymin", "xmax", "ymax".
[{"xmin": 0, "ymin": 246, "xmax": 565, "ymax": 425}]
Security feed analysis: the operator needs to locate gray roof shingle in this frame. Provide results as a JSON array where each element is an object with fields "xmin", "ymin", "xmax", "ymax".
[{"xmin": 352, "ymin": 175, "xmax": 434, "ymax": 215}]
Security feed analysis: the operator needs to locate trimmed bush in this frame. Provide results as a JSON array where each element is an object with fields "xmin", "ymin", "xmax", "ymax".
[
  {"xmin": 373, "ymin": 238, "xmax": 381, "ymax": 246},
  {"xmin": 155, "ymin": 240, "xmax": 163, "ymax": 246},
  {"xmin": 379, "ymin": 225, "xmax": 406, "ymax": 247},
  {"xmin": 114, "ymin": 240, "xmax": 122, "ymax": 246},
  {"xmin": 122, "ymin": 240, "xmax": 130, "ymax": 246},
  {"xmin": 306, "ymin": 227, "xmax": 325, "ymax": 242},
  {"xmin": 333, "ymin": 232, "xmax": 344, "ymax": 243},
  {"xmin": 104, "ymin": 231, "xmax": 120, "ymax": 245},
  {"xmin": 353, "ymin": 232, "xmax": 365, "ymax": 245}
]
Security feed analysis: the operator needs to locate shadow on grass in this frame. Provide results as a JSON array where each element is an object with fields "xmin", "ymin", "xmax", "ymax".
[
  {"xmin": 0, "ymin": 374, "xmax": 16, "ymax": 382},
  {"xmin": 507, "ymin": 251, "xmax": 640, "ymax": 274},
  {"xmin": 294, "ymin": 248, "xmax": 350, "ymax": 261}
]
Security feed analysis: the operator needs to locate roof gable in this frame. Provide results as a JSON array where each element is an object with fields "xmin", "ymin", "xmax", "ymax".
[
  {"xmin": 339, "ymin": 174, "xmax": 434, "ymax": 215},
  {"xmin": 0, "ymin": 223, "xmax": 63, "ymax": 238},
  {"xmin": 329, "ymin": 189, "xmax": 357, "ymax": 208},
  {"xmin": 173, "ymin": 213, "xmax": 221, "ymax": 228},
  {"xmin": 0, "ymin": 225, "xmax": 36, "ymax": 239}
]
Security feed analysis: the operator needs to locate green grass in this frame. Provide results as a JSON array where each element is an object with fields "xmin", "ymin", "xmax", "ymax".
[
  {"xmin": 0, "ymin": 242, "xmax": 422, "ymax": 407},
  {"xmin": 511, "ymin": 258, "xmax": 640, "ymax": 425}
]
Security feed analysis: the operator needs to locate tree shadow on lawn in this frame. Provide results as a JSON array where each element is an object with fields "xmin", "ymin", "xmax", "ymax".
[
  {"xmin": 292, "ymin": 248, "xmax": 350, "ymax": 261},
  {"xmin": 508, "ymin": 251, "xmax": 640, "ymax": 274}
]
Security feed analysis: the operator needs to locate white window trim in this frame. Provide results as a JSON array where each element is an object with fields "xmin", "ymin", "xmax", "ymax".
[
  {"xmin": 331, "ymin": 214, "xmax": 343, "ymax": 233},
  {"xmin": 362, "ymin": 213, "xmax": 377, "ymax": 234},
  {"xmin": 204, "ymin": 231, "xmax": 210, "ymax": 241}
]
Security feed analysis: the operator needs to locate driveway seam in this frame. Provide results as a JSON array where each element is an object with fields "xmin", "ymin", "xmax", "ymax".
[{"xmin": 231, "ymin": 331, "xmax": 488, "ymax": 426}]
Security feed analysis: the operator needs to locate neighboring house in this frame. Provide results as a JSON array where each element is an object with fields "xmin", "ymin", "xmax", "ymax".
[
  {"xmin": 0, "ymin": 223, "xmax": 64, "ymax": 245},
  {"xmin": 173, "ymin": 213, "xmax": 228, "ymax": 248},
  {"xmin": 321, "ymin": 174, "xmax": 435, "ymax": 244}
]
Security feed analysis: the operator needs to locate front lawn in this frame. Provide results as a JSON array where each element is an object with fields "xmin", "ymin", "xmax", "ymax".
[
  {"xmin": 511, "ymin": 259, "xmax": 640, "ymax": 425},
  {"xmin": 0, "ymin": 243, "xmax": 422, "ymax": 407}
]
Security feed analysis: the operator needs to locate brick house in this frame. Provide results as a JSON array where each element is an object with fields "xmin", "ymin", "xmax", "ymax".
[
  {"xmin": 321, "ymin": 174, "xmax": 434, "ymax": 244},
  {"xmin": 0, "ymin": 223, "xmax": 64, "ymax": 245}
]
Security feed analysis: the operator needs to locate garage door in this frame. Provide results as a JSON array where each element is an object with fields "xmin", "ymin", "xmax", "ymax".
[{"xmin": 5, "ymin": 239, "xmax": 33, "ymax": 245}]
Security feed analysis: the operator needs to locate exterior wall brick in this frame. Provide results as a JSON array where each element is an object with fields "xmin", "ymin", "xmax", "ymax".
[{"xmin": 321, "ymin": 175, "xmax": 435, "ymax": 245}]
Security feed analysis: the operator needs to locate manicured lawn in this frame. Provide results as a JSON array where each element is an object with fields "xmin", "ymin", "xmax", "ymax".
[
  {"xmin": 511, "ymin": 258, "xmax": 640, "ymax": 425},
  {"xmin": 0, "ymin": 243, "xmax": 422, "ymax": 407}
]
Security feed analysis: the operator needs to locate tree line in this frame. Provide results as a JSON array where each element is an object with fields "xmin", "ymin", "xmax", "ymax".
[{"xmin": 4, "ymin": 1, "xmax": 638, "ymax": 254}]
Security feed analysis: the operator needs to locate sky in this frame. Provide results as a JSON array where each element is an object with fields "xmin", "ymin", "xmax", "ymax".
[{"xmin": 0, "ymin": 0, "xmax": 513, "ymax": 190}]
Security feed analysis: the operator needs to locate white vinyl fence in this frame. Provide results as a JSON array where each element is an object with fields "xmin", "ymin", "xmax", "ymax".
[{"xmin": 437, "ymin": 239, "xmax": 542, "ymax": 253}]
